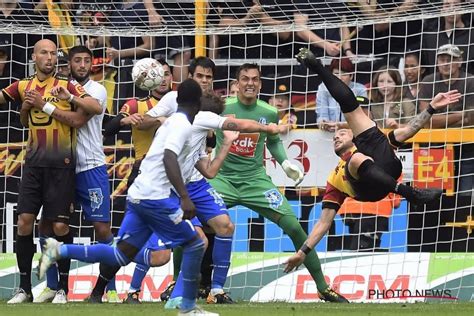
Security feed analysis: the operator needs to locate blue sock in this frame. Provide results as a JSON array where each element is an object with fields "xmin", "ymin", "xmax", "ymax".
[
  {"xmin": 98, "ymin": 235, "xmax": 117, "ymax": 292},
  {"xmin": 179, "ymin": 238, "xmax": 205, "ymax": 311},
  {"xmin": 40, "ymin": 235, "xmax": 59, "ymax": 290},
  {"xmin": 132, "ymin": 247, "xmax": 151, "ymax": 266},
  {"xmin": 211, "ymin": 235, "xmax": 232, "ymax": 291},
  {"xmin": 170, "ymin": 272, "xmax": 184, "ymax": 299},
  {"xmin": 130, "ymin": 264, "xmax": 149, "ymax": 292},
  {"xmin": 60, "ymin": 243, "xmax": 130, "ymax": 267}
]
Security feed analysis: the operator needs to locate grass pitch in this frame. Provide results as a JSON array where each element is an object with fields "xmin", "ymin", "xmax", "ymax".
[{"xmin": 1, "ymin": 301, "xmax": 473, "ymax": 316}]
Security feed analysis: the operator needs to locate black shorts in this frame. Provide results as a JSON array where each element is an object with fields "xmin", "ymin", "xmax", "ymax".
[
  {"xmin": 345, "ymin": 126, "xmax": 402, "ymax": 202},
  {"xmin": 17, "ymin": 166, "xmax": 75, "ymax": 223}
]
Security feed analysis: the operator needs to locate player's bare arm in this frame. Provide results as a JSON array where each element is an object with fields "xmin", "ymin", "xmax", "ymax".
[
  {"xmin": 24, "ymin": 89, "xmax": 90, "ymax": 128},
  {"xmin": 284, "ymin": 207, "xmax": 337, "ymax": 273},
  {"xmin": 222, "ymin": 117, "xmax": 279, "ymax": 134},
  {"xmin": 393, "ymin": 90, "xmax": 462, "ymax": 143},
  {"xmin": 196, "ymin": 130, "xmax": 239, "ymax": 179},
  {"xmin": 420, "ymin": 100, "xmax": 464, "ymax": 128},
  {"xmin": 121, "ymin": 113, "xmax": 145, "ymax": 126},
  {"xmin": 163, "ymin": 149, "xmax": 196, "ymax": 220},
  {"xmin": 19, "ymin": 101, "xmax": 34, "ymax": 127},
  {"xmin": 136, "ymin": 114, "xmax": 163, "ymax": 130},
  {"xmin": 51, "ymin": 85, "xmax": 102, "ymax": 115}
]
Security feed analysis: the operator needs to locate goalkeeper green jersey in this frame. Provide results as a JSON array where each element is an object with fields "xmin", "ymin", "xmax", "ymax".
[{"xmin": 216, "ymin": 96, "xmax": 282, "ymax": 181}]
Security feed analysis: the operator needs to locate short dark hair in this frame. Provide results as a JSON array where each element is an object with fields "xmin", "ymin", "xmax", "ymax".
[
  {"xmin": 200, "ymin": 91, "xmax": 225, "ymax": 115},
  {"xmin": 68, "ymin": 45, "xmax": 93, "ymax": 60},
  {"xmin": 189, "ymin": 56, "xmax": 216, "ymax": 76},
  {"xmin": 236, "ymin": 63, "xmax": 261, "ymax": 79},
  {"xmin": 156, "ymin": 58, "xmax": 170, "ymax": 69},
  {"xmin": 177, "ymin": 78, "xmax": 202, "ymax": 109}
]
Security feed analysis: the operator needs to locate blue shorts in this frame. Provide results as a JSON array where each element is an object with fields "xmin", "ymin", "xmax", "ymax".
[
  {"xmin": 118, "ymin": 192, "xmax": 198, "ymax": 250},
  {"xmin": 187, "ymin": 178, "xmax": 228, "ymax": 225},
  {"xmin": 145, "ymin": 219, "xmax": 201, "ymax": 251},
  {"xmin": 76, "ymin": 165, "xmax": 110, "ymax": 222},
  {"xmin": 145, "ymin": 233, "xmax": 169, "ymax": 251}
]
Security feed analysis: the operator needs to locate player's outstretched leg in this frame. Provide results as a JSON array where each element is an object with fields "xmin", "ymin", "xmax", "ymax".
[
  {"xmin": 349, "ymin": 154, "xmax": 443, "ymax": 204},
  {"xmin": 296, "ymin": 48, "xmax": 373, "ymax": 137},
  {"xmin": 278, "ymin": 215, "xmax": 349, "ymax": 303}
]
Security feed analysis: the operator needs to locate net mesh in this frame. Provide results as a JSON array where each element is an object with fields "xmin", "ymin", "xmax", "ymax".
[{"xmin": 0, "ymin": 0, "xmax": 473, "ymax": 302}]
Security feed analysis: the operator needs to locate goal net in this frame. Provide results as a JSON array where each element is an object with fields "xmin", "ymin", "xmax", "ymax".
[{"xmin": 0, "ymin": 0, "xmax": 473, "ymax": 302}]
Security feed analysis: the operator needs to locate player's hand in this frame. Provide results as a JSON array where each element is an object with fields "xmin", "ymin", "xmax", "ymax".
[
  {"xmin": 181, "ymin": 196, "xmax": 196, "ymax": 220},
  {"xmin": 282, "ymin": 160, "xmax": 304, "ymax": 186},
  {"xmin": 430, "ymin": 90, "xmax": 462, "ymax": 110},
  {"xmin": 21, "ymin": 100, "xmax": 34, "ymax": 111},
  {"xmin": 121, "ymin": 113, "xmax": 144, "ymax": 126},
  {"xmin": 50, "ymin": 86, "xmax": 72, "ymax": 101},
  {"xmin": 266, "ymin": 123, "xmax": 280, "ymax": 135},
  {"xmin": 223, "ymin": 130, "xmax": 239, "ymax": 144},
  {"xmin": 283, "ymin": 251, "xmax": 306, "ymax": 273},
  {"xmin": 24, "ymin": 90, "xmax": 45, "ymax": 109}
]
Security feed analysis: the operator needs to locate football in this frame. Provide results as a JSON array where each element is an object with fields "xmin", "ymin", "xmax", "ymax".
[{"xmin": 132, "ymin": 58, "xmax": 165, "ymax": 91}]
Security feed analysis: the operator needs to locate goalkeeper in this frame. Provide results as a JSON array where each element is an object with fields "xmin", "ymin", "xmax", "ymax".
[{"xmin": 208, "ymin": 63, "xmax": 347, "ymax": 302}]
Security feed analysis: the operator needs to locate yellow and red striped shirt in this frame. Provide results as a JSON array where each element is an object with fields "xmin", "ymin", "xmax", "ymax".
[{"xmin": 2, "ymin": 73, "xmax": 87, "ymax": 167}]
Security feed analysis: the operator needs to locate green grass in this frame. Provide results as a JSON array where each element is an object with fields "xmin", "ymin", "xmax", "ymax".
[{"xmin": 1, "ymin": 301, "xmax": 473, "ymax": 316}]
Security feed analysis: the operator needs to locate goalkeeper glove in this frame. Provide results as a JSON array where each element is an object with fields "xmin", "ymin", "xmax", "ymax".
[{"xmin": 281, "ymin": 160, "xmax": 304, "ymax": 186}]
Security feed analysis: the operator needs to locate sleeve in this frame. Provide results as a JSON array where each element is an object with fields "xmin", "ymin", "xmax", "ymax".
[
  {"xmin": 119, "ymin": 99, "xmax": 138, "ymax": 116},
  {"xmin": 267, "ymin": 108, "xmax": 288, "ymax": 164},
  {"xmin": 2, "ymin": 81, "xmax": 21, "ymax": 102},
  {"xmin": 316, "ymin": 84, "xmax": 329, "ymax": 123},
  {"xmin": 193, "ymin": 111, "xmax": 227, "ymax": 129},
  {"xmin": 103, "ymin": 113, "xmax": 126, "ymax": 137},
  {"xmin": 321, "ymin": 182, "xmax": 347, "ymax": 212},
  {"xmin": 67, "ymin": 79, "xmax": 88, "ymax": 98},
  {"xmin": 147, "ymin": 91, "xmax": 177, "ymax": 118},
  {"xmin": 164, "ymin": 117, "xmax": 192, "ymax": 155},
  {"xmin": 90, "ymin": 84, "xmax": 107, "ymax": 111}
]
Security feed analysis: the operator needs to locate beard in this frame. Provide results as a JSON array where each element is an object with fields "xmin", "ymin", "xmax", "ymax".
[
  {"xmin": 39, "ymin": 65, "xmax": 55, "ymax": 76},
  {"xmin": 71, "ymin": 70, "xmax": 90, "ymax": 83}
]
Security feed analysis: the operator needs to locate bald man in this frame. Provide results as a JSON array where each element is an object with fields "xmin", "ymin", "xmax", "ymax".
[{"xmin": 1, "ymin": 39, "xmax": 100, "ymax": 304}]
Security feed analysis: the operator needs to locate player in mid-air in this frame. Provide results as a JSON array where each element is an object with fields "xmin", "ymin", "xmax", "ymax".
[
  {"xmin": 39, "ymin": 79, "xmax": 219, "ymax": 316},
  {"xmin": 208, "ymin": 63, "xmax": 348, "ymax": 302},
  {"xmin": 283, "ymin": 49, "xmax": 461, "ymax": 272}
]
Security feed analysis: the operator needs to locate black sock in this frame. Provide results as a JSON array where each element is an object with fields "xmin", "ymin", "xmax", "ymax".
[
  {"xmin": 394, "ymin": 183, "xmax": 416, "ymax": 202},
  {"xmin": 55, "ymin": 232, "xmax": 73, "ymax": 293},
  {"xmin": 306, "ymin": 59, "xmax": 360, "ymax": 113},
  {"xmin": 357, "ymin": 160, "xmax": 398, "ymax": 193},
  {"xmin": 92, "ymin": 264, "xmax": 121, "ymax": 297},
  {"xmin": 200, "ymin": 233, "xmax": 214, "ymax": 289},
  {"xmin": 16, "ymin": 234, "xmax": 35, "ymax": 294}
]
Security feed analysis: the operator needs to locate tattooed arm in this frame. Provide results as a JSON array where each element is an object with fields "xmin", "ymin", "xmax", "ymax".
[
  {"xmin": 222, "ymin": 117, "xmax": 279, "ymax": 134},
  {"xmin": 393, "ymin": 90, "xmax": 462, "ymax": 143}
]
